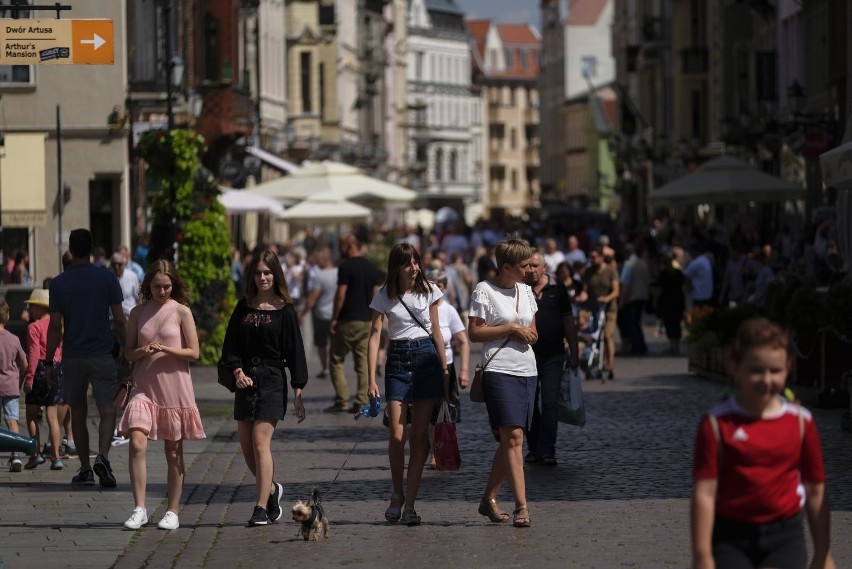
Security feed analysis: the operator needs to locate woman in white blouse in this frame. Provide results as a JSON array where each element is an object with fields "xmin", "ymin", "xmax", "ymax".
[
  {"xmin": 468, "ymin": 237, "xmax": 538, "ymax": 528},
  {"xmin": 368, "ymin": 243, "xmax": 448, "ymax": 526}
]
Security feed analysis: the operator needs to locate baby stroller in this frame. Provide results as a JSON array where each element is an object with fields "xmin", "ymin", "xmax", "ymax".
[{"xmin": 577, "ymin": 303, "xmax": 607, "ymax": 381}]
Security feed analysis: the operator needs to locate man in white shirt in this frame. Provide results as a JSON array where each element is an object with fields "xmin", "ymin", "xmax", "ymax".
[
  {"xmin": 542, "ymin": 238, "xmax": 566, "ymax": 275},
  {"xmin": 111, "ymin": 252, "xmax": 139, "ymax": 319}
]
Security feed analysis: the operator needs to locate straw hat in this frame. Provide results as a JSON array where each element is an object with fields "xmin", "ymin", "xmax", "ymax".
[{"xmin": 25, "ymin": 288, "xmax": 50, "ymax": 308}]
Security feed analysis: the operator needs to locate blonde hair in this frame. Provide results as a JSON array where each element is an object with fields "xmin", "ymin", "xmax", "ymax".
[{"xmin": 495, "ymin": 237, "xmax": 532, "ymax": 270}]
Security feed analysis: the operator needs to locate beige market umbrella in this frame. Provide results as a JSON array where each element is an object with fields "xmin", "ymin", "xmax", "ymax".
[
  {"xmin": 218, "ymin": 188, "xmax": 284, "ymax": 215},
  {"xmin": 251, "ymin": 160, "xmax": 416, "ymax": 206},
  {"xmin": 277, "ymin": 192, "xmax": 372, "ymax": 224},
  {"xmin": 648, "ymin": 155, "xmax": 803, "ymax": 205}
]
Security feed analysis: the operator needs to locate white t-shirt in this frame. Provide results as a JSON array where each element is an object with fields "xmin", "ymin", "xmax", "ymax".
[
  {"xmin": 369, "ymin": 283, "xmax": 443, "ymax": 340},
  {"xmin": 468, "ymin": 281, "xmax": 537, "ymax": 376},
  {"xmin": 437, "ymin": 301, "xmax": 465, "ymax": 364},
  {"xmin": 118, "ymin": 270, "xmax": 140, "ymax": 319}
]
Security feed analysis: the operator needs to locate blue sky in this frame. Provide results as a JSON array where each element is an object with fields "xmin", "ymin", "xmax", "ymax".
[{"xmin": 455, "ymin": 0, "xmax": 538, "ymax": 26}]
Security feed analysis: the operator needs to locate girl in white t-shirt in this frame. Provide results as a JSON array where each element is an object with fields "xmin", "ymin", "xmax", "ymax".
[
  {"xmin": 468, "ymin": 237, "xmax": 538, "ymax": 528},
  {"xmin": 368, "ymin": 243, "xmax": 448, "ymax": 526}
]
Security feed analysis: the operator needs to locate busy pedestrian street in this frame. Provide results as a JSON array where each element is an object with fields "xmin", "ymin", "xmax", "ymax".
[{"xmin": 0, "ymin": 335, "xmax": 850, "ymax": 569}]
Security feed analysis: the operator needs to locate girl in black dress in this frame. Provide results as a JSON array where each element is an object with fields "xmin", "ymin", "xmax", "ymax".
[{"xmin": 221, "ymin": 249, "xmax": 308, "ymax": 527}]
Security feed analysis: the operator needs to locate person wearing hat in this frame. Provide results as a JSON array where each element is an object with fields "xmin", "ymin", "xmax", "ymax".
[{"xmin": 22, "ymin": 289, "xmax": 65, "ymax": 470}]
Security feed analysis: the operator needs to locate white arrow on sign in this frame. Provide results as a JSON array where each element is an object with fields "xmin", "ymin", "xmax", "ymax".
[{"xmin": 80, "ymin": 33, "xmax": 106, "ymax": 50}]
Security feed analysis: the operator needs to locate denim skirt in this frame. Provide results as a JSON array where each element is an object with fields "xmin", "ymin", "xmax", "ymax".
[
  {"xmin": 484, "ymin": 370, "xmax": 537, "ymax": 435},
  {"xmin": 384, "ymin": 337, "xmax": 444, "ymax": 402}
]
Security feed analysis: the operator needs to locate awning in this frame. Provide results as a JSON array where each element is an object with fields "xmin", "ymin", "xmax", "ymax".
[
  {"xmin": 277, "ymin": 191, "xmax": 371, "ymax": 223},
  {"xmin": 246, "ymin": 146, "xmax": 300, "ymax": 174},
  {"xmin": 1, "ymin": 133, "xmax": 47, "ymax": 227}
]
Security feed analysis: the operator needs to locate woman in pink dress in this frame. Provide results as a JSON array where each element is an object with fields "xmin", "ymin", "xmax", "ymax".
[{"xmin": 119, "ymin": 260, "xmax": 206, "ymax": 531}]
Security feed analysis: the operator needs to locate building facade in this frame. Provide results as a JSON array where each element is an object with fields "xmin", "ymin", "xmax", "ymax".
[
  {"xmin": 1, "ymin": 1, "xmax": 130, "ymax": 281},
  {"xmin": 467, "ymin": 19, "xmax": 540, "ymax": 218},
  {"xmin": 538, "ymin": 0, "xmax": 566, "ymax": 203},
  {"xmin": 407, "ymin": 0, "xmax": 479, "ymax": 214}
]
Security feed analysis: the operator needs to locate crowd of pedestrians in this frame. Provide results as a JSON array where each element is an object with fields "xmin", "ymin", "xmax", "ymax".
[{"xmin": 0, "ymin": 215, "xmax": 841, "ymax": 567}]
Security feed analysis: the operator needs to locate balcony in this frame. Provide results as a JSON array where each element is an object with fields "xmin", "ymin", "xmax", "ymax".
[
  {"xmin": 524, "ymin": 107, "xmax": 539, "ymax": 123},
  {"xmin": 680, "ymin": 47, "xmax": 708, "ymax": 75}
]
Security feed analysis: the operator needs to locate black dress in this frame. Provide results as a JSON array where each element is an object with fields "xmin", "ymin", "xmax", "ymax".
[{"xmin": 221, "ymin": 298, "xmax": 309, "ymax": 421}]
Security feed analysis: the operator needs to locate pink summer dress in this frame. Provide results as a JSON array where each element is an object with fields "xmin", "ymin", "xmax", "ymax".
[{"xmin": 118, "ymin": 299, "xmax": 206, "ymax": 441}]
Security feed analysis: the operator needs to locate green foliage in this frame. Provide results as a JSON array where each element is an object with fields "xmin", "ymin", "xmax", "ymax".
[{"xmin": 138, "ymin": 129, "xmax": 235, "ymax": 364}]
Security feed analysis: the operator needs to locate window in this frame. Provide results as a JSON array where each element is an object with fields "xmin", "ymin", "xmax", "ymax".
[
  {"xmin": 0, "ymin": 0, "xmax": 32, "ymax": 85},
  {"xmin": 203, "ymin": 12, "xmax": 219, "ymax": 82},
  {"xmin": 581, "ymin": 55, "xmax": 597, "ymax": 79},
  {"xmin": 510, "ymin": 128, "xmax": 516, "ymax": 150},
  {"xmin": 519, "ymin": 49, "xmax": 528, "ymax": 69},
  {"xmin": 449, "ymin": 150, "xmax": 458, "ymax": 181},
  {"xmin": 435, "ymin": 148, "xmax": 443, "ymax": 181},
  {"xmin": 414, "ymin": 51, "xmax": 423, "ymax": 80},
  {"xmin": 511, "ymin": 169, "xmax": 517, "ymax": 191},
  {"xmin": 319, "ymin": 63, "xmax": 325, "ymax": 118},
  {"xmin": 489, "ymin": 49, "xmax": 498, "ymax": 69},
  {"xmin": 300, "ymin": 52, "xmax": 312, "ymax": 113},
  {"xmin": 504, "ymin": 48, "xmax": 512, "ymax": 69}
]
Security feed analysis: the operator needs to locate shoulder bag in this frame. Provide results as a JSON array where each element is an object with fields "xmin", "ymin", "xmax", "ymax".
[{"xmin": 470, "ymin": 285, "xmax": 519, "ymax": 403}]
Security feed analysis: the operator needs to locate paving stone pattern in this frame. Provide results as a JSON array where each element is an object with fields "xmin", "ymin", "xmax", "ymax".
[{"xmin": 0, "ymin": 341, "xmax": 850, "ymax": 568}]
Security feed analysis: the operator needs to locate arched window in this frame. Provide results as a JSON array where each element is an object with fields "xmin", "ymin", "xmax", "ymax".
[
  {"xmin": 449, "ymin": 150, "xmax": 458, "ymax": 181},
  {"xmin": 434, "ymin": 148, "xmax": 443, "ymax": 181}
]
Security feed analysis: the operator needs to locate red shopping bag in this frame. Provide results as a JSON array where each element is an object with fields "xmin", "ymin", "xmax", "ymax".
[{"xmin": 433, "ymin": 402, "xmax": 461, "ymax": 471}]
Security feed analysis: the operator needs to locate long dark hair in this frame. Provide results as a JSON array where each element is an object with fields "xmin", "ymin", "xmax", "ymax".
[
  {"xmin": 140, "ymin": 259, "xmax": 190, "ymax": 305},
  {"xmin": 384, "ymin": 242, "xmax": 431, "ymax": 301},
  {"xmin": 245, "ymin": 249, "xmax": 292, "ymax": 303}
]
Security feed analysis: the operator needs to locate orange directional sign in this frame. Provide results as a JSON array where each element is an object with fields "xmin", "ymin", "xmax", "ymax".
[{"xmin": 0, "ymin": 19, "xmax": 113, "ymax": 65}]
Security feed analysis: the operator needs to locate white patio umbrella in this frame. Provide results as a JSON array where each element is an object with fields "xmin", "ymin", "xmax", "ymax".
[
  {"xmin": 251, "ymin": 160, "xmax": 417, "ymax": 206},
  {"xmin": 647, "ymin": 155, "xmax": 804, "ymax": 205},
  {"xmin": 277, "ymin": 191, "xmax": 372, "ymax": 223},
  {"xmin": 218, "ymin": 188, "xmax": 284, "ymax": 215}
]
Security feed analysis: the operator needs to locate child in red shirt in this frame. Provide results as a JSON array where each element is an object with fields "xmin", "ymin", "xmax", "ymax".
[{"xmin": 691, "ymin": 317, "xmax": 835, "ymax": 569}]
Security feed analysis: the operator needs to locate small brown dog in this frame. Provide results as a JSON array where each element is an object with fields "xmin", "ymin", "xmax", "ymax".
[{"xmin": 291, "ymin": 488, "xmax": 330, "ymax": 541}]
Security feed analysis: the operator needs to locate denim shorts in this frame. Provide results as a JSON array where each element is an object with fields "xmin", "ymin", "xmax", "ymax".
[
  {"xmin": 1, "ymin": 396, "xmax": 20, "ymax": 422},
  {"xmin": 384, "ymin": 337, "xmax": 444, "ymax": 402}
]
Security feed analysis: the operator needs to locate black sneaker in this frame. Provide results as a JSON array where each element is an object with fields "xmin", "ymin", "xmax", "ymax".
[
  {"xmin": 248, "ymin": 505, "xmax": 269, "ymax": 526},
  {"xmin": 93, "ymin": 454, "xmax": 117, "ymax": 488},
  {"xmin": 71, "ymin": 468, "xmax": 95, "ymax": 485},
  {"xmin": 267, "ymin": 482, "xmax": 283, "ymax": 523}
]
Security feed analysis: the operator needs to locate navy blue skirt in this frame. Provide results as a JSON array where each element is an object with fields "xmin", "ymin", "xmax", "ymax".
[{"xmin": 484, "ymin": 371, "xmax": 537, "ymax": 436}]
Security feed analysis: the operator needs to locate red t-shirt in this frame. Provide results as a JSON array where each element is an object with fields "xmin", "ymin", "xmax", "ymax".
[{"xmin": 692, "ymin": 397, "xmax": 826, "ymax": 524}]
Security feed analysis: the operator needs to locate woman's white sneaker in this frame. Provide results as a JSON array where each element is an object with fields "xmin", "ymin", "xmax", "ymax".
[
  {"xmin": 124, "ymin": 507, "xmax": 148, "ymax": 530},
  {"xmin": 157, "ymin": 511, "xmax": 179, "ymax": 530}
]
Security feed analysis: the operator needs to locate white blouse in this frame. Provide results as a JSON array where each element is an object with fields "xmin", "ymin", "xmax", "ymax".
[
  {"xmin": 468, "ymin": 281, "xmax": 537, "ymax": 376},
  {"xmin": 369, "ymin": 283, "xmax": 443, "ymax": 340}
]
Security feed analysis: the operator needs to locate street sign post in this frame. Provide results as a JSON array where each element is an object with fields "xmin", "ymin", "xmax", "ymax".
[{"xmin": 0, "ymin": 19, "xmax": 113, "ymax": 64}]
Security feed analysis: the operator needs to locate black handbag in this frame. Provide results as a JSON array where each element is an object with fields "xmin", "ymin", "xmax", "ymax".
[{"xmin": 216, "ymin": 360, "xmax": 236, "ymax": 392}]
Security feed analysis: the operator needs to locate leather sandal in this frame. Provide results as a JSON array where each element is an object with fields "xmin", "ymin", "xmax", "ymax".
[
  {"xmin": 512, "ymin": 505, "xmax": 531, "ymax": 528},
  {"xmin": 400, "ymin": 507, "xmax": 421, "ymax": 526},
  {"xmin": 478, "ymin": 497, "xmax": 509, "ymax": 523},
  {"xmin": 385, "ymin": 493, "xmax": 403, "ymax": 522}
]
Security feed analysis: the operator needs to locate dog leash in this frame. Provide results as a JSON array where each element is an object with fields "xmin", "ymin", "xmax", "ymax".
[{"xmin": 320, "ymin": 396, "xmax": 382, "ymax": 498}]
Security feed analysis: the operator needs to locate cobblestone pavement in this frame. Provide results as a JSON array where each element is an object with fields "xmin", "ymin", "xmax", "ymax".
[{"xmin": 0, "ymin": 333, "xmax": 850, "ymax": 568}]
